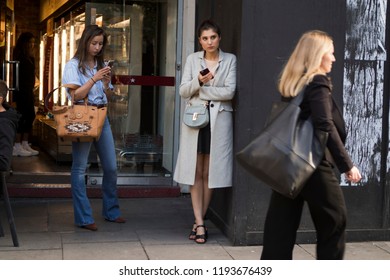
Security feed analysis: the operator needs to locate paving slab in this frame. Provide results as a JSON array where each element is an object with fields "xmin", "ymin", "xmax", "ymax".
[
  {"xmin": 61, "ymin": 229, "xmax": 138, "ymax": 244},
  {"xmin": 145, "ymin": 243, "xmax": 233, "ymax": 260},
  {"xmin": 2, "ymin": 197, "xmax": 390, "ymax": 261},
  {"xmin": 344, "ymin": 242, "xmax": 390, "ymax": 260},
  {"xmin": 222, "ymin": 245, "xmax": 262, "ymax": 260},
  {"xmin": 373, "ymin": 241, "xmax": 390, "ymax": 254},
  {"xmin": 137, "ymin": 228, "xmax": 192, "ymax": 245},
  {"xmin": 0, "ymin": 249, "xmax": 63, "ymax": 260},
  {"xmin": 0, "ymin": 232, "xmax": 62, "ymax": 251},
  {"xmin": 63, "ymin": 241, "xmax": 147, "ymax": 260}
]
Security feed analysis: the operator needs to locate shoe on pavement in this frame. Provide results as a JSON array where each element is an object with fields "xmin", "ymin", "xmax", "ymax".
[
  {"xmin": 22, "ymin": 141, "xmax": 39, "ymax": 156},
  {"xmin": 105, "ymin": 217, "xmax": 126, "ymax": 223},
  {"xmin": 13, "ymin": 143, "xmax": 32, "ymax": 157},
  {"xmin": 80, "ymin": 223, "xmax": 98, "ymax": 231}
]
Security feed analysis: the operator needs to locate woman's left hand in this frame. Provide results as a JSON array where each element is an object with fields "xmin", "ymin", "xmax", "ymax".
[{"xmin": 345, "ymin": 166, "xmax": 362, "ymax": 183}]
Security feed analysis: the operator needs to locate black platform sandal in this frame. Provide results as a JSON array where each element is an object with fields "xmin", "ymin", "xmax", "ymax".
[
  {"xmin": 189, "ymin": 223, "xmax": 197, "ymax": 240},
  {"xmin": 195, "ymin": 225, "xmax": 208, "ymax": 244}
]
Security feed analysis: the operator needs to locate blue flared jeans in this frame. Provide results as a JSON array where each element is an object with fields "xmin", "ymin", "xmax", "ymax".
[{"xmin": 71, "ymin": 117, "xmax": 121, "ymax": 226}]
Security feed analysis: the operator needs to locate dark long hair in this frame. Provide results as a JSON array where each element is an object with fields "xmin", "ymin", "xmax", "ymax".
[
  {"xmin": 197, "ymin": 19, "xmax": 221, "ymax": 38},
  {"xmin": 73, "ymin": 25, "xmax": 108, "ymax": 75},
  {"xmin": 197, "ymin": 19, "xmax": 221, "ymax": 51},
  {"xmin": 13, "ymin": 32, "xmax": 35, "ymax": 60}
]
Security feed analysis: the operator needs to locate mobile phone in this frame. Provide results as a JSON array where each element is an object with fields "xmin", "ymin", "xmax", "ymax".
[
  {"xmin": 105, "ymin": 60, "xmax": 114, "ymax": 67},
  {"xmin": 200, "ymin": 68, "xmax": 210, "ymax": 76}
]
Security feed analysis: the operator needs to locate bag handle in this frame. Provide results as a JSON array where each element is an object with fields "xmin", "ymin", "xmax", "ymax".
[
  {"xmin": 44, "ymin": 84, "xmax": 84, "ymax": 115},
  {"xmin": 186, "ymin": 100, "xmax": 209, "ymax": 107},
  {"xmin": 290, "ymin": 86, "xmax": 306, "ymax": 106}
]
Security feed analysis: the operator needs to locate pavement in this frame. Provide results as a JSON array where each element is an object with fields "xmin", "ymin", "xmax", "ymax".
[{"xmin": 1, "ymin": 195, "xmax": 390, "ymax": 260}]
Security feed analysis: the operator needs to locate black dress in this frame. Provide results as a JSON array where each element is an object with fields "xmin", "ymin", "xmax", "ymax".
[{"xmin": 197, "ymin": 104, "xmax": 211, "ymax": 154}]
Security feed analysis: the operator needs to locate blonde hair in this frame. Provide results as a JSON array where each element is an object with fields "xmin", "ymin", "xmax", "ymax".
[{"xmin": 278, "ymin": 30, "xmax": 333, "ymax": 97}]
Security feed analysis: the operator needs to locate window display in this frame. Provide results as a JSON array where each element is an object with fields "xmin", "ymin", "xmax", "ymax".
[{"xmin": 38, "ymin": 1, "xmax": 177, "ymax": 184}]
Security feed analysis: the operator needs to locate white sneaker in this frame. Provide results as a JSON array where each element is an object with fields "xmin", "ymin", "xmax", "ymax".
[
  {"xmin": 13, "ymin": 144, "xmax": 32, "ymax": 157},
  {"xmin": 22, "ymin": 142, "xmax": 39, "ymax": 156}
]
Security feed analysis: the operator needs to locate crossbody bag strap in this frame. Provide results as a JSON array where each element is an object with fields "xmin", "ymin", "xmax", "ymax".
[
  {"xmin": 185, "ymin": 96, "xmax": 209, "ymax": 107},
  {"xmin": 290, "ymin": 86, "xmax": 307, "ymax": 106}
]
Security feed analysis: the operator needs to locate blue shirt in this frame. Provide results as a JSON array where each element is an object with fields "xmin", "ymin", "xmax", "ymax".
[{"xmin": 62, "ymin": 58, "xmax": 112, "ymax": 105}]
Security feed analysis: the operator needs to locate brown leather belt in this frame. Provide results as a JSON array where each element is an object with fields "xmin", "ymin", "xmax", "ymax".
[{"xmin": 87, "ymin": 103, "xmax": 107, "ymax": 108}]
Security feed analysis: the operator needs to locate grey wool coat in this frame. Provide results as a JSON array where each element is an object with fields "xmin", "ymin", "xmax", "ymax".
[{"xmin": 174, "ymin": 49, "xmax": 237, "ymax": 188}]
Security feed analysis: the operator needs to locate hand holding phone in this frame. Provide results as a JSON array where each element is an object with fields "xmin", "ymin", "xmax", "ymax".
[{"xmin": 200, "ymin": 68, "xmax": 210, "ymax": 76}]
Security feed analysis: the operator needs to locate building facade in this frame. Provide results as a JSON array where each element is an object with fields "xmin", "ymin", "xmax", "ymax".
[{"xmin": 1, "ymin": 0, "xmax": 389, "ymax": 245}]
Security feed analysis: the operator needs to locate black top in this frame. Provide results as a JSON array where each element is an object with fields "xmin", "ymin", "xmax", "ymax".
[
  {"xmin": 301, "ymin": 74, "xmax": 353, "ymax": 173},
  {"xmin": 0, "ymin": 104, "xmax": 19, "ymax": 171},
  {"xmin": 13, "ymin": 56, "xmax": 35, "ymax": 105}
]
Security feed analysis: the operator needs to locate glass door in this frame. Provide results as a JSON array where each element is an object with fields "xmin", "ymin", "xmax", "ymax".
[
  {"xmin": 40, "ymin": 0, "xmax": 177, "ymax": 185},
  {"xmin": 0, "ymin": 0, "xmax": 15, "ymax": 97},
  {"xmin": 84, "ymin": 1, "xmax": 177, "ymax": 185}
]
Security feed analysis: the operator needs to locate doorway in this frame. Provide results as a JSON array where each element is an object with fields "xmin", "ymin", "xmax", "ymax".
[{"xmin": 10, "ymin": 0, "xmax": 180, "ymax": 190}]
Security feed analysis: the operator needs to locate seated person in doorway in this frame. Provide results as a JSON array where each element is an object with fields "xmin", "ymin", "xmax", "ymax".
[{"xmin": 0, "ymin": 80, "xmax": 20, "ymax": 171}]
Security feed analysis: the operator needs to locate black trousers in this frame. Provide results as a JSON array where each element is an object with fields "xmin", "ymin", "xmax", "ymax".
[
  {"xmin": 16, "ymin": 100, "xmax": 36, "ymax": 133},
  {"xmin": 260, "ymin": 161, "xmax": 347, "ymax": 260}
]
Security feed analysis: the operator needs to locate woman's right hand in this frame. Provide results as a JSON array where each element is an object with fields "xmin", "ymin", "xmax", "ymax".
[
  {"xmin": 345, "ymin": 166, "xmax": 362, "ymax": 183},
  {"xmin": 93, "ymin": 66, "xmax": 111, "ymax": 82}
]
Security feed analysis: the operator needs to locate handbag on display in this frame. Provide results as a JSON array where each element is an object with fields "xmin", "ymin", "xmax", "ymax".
[
  {"xmin": 236, "ymin": 88, "xmax": 328, "ymax": 199},
  {"xmin": 183, "ymin": 101, "xmax": 209, "ymax": 129},
  {"xmin": 44, "ymin": 85, "xmax": 107, "ymax": 142}
]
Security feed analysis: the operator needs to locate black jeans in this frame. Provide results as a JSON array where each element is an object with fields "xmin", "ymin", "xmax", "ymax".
[{"xmin": 260, "ymin": 161, "xmax": 347, "ymax": 260}]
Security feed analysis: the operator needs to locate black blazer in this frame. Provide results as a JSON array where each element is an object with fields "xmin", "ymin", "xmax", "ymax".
[{"xmin": 300, "ymin": 75, "xmax": 353, "ymax": 173}]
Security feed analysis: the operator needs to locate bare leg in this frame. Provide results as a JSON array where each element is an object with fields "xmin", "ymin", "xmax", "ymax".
[
  {"xmin": 201, "ymin": 154, "xmax": 213, "ymax": 218},
  {"xmin": 190, "ymin": 154, "xmax": 212, "ymax": 243},
  {"xmin": 191, "ymin": 154, "xmax": 205, "ymax": 228}
]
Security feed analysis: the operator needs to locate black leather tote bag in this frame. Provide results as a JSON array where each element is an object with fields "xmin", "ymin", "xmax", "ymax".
[{"xmin": 236, "ymin": 88, "xmax": 328, "ymax": 199}]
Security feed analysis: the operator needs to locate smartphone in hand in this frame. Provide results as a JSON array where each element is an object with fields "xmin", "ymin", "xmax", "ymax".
[
  {"xmin": 200, "ymin": 68, "xmax": 210, "ymax": 76},
  {"xmin": 104, "ymin": 60, "xmax": 114, "ymax": 67}
]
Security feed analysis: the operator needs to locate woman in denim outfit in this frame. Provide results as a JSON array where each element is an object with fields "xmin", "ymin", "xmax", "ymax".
[{"xmin": 62, "ymin": 25, "xmax": 125, "ymax": 231}]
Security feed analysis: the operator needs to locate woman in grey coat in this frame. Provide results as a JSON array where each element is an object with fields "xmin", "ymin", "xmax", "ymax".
[{"xmin": 174, "ymin": 20, "xmax": 237, "ymax": 244}]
